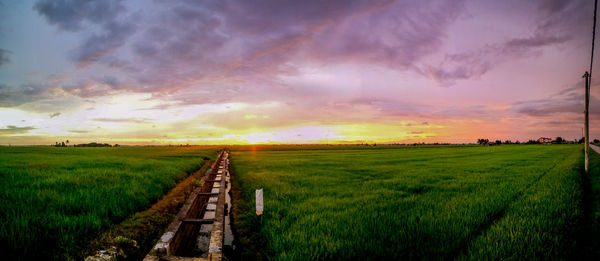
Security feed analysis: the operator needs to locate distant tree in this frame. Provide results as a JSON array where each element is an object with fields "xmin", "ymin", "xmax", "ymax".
[
  {"xmin": 495, "ymin": 140, "xmax": 502, "ymax": 145},
  {"xmin": 579, "ymin": 137, "xmax": 585, "ymax": 144},
  {"xmin": 515, "ymin": 140, "xmax": 520, "ymax": 144},
  {"xmin": 75, "ymin": 142, "xmax": 112, "ymax": 147},
  {"xmin": 504, "ymin": 140, "xmax": 512, "ymax": 144},
  {"xmin": 114, "ymin": 144, "xmax": 120, "ymax": 147},
  {"xmin": 555, "ymin": 137, "xmax": 564, "ymax": 143},
  {"xmin": 61, "ymin": 141, "xmax": 65, "ymax": 147},
  {"xmin": 594, "ymin": 139, "xmax": 599, "ymax": 144},
  {"xmin": 477, "ymin": 139, "xmax": 489, "ymax": 145}
]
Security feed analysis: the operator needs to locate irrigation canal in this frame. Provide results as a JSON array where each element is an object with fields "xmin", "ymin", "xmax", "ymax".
[{"xmin": 144, "ymin": 150, "xmax": 234, "ymax": 261}]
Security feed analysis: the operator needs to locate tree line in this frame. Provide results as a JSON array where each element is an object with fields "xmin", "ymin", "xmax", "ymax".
[
  {"xmin": 477, "ymin": 137, "xmax": 600, "ymax": 145},
  {"xmin": 52, "ymin": 140, "xmax": 119, "ymax": 147}
]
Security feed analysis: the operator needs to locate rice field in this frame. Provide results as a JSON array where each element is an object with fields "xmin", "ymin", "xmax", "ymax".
[
  {"xmin": 2, "ymin": 145, "xmax": 598, "ymax": 260},
  {"xmin": 229, "ymin": 145, "xmax": 598, "ymax": 260},
  {"xmin": 0, "ymin": 146, "xmax": 218, "ymax": 260}
]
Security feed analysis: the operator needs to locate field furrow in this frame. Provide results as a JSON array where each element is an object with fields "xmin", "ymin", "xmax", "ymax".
[{"xmin": 230, "ymin": 145, "xmax": 584, "ymax": 260}]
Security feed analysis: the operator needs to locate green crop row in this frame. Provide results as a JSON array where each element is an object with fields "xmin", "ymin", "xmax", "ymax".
[
  {"xmin": 230, "ymin": 145, "xmax": 587, "ymax": 260},
  {"xmin": 461, "ymin": 150, "xmax": 583, "ymax": 260},
  {"xmin": 0, "ymin": 147, "xmax": 218, "ymax": 260}
]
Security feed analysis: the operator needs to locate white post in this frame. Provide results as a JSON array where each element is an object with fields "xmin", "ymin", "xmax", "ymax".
[{"xmin": 256, "ymin": 188, "xmax": 263, "ymax": 216}]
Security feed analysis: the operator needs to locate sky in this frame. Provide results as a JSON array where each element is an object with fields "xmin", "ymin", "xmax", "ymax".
[{"xmin": 0, "ymin": 0, "xmax": 599, "ymax": 145}]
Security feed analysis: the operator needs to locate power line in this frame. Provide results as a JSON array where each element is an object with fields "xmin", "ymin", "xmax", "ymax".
[{"xmin": 591, "ymin": 0, "xmax": 598, "ymax": 83}]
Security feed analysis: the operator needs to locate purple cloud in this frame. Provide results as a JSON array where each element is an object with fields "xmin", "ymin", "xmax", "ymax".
[
  {"xmin": 31, "ymin": 0, "xmax": 467, "ymax": 101},
  {"xmin": 511, "ymin": 83, "xmax": 600, "ymax": 119},
  {"xmin": 0, "ymin": 83, "xmax": 48, "ymax": 107},
  {"xmin": 427, "ymin": 0, "xmax": 587, "ymax": 86},
  {"xmin": 34, "ymin": 0, "xmax": 135, "ymax": 67},
  {"xmin": 73, "ymin": 20, "xmax": 136, "ymax": 66},
  {"xmin": 33, "ymin": 0, "xmax": 124, "ymax": 32}
]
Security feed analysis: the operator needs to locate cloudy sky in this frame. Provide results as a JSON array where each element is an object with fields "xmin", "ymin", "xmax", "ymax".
[{"xmin": 0, "ymin": 0, "xmax": 598, "ymax": 145}]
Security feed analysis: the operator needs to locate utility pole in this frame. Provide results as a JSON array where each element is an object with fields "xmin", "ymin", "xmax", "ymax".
[
  {"xmin": 585, "ymin": 0, "xmax": 597, "ymax": 173},
  {"xmin": 584, "ymin": 72, "xmax": 590, "ymax": 173}
]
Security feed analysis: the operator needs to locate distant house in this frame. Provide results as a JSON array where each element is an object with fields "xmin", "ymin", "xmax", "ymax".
[{"xmin": 538, "ymin": 137, "xmax": 552, "ymax": 144}]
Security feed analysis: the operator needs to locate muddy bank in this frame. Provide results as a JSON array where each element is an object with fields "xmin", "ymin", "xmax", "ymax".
[
  {"xmin": 227, "ymin": 155, "xmax": 268, "ymax": 260},
  {"xmin": 84, "ymin": 159, "xmax": 214, "ymax": 261}
]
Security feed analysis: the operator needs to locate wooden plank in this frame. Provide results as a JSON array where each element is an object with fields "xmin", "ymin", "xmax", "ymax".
[
  {"xmin": 181, "ymin": 218, "xmax": 214, "ymax": 224},
  {"xmin": 198, "ymin": 192, "xmax": 219, "ymax": 196}
]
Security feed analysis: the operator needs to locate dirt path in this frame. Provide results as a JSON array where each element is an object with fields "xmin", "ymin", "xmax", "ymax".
[{"xmin": 591, "ymin": 144, "xmax": 600, "ymax": 154}]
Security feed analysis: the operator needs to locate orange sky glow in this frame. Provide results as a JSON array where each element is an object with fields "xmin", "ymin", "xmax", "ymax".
[{"xmin": 1, "ymin": 0, "xmax": 599, "ymax": 145}]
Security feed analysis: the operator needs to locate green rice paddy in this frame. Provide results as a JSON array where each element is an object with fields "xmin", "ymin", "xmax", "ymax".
[
  {"xmin": 230, "ymin": 145, "xmax": 599, "ymax": 260},
  {"xmin": 0, "ymin": 146, "xmax": 218, "ymax": 260},
  {"xmin": 2, "ymin": 145, "xmax": 599, "ymax": 260}
]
